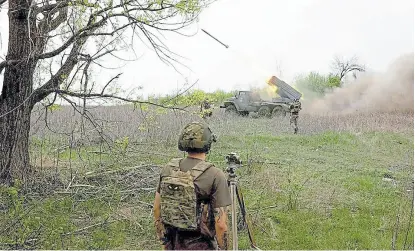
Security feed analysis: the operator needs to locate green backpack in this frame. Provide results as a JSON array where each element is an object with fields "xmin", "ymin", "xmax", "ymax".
[{"xmin": 159, "ymin": 158, "xmax": 213, "ymax": 231}]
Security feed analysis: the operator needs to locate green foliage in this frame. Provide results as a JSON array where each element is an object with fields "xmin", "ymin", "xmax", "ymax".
[
  {"xmin": 294, "ymin": 72, "xmax": 341, "ymax": 98},
  {"xmin": 327, "ymin": 74, "xmax": 341, "ymax": 88},
  {"xmin": 152, "ymin": 89, "xmax": 234, "ymax": 107},
  {"xmin": 218, "ymin": 132, "xmax": 413, "ymax": 250},
  {"xmin": 175, "ymin": 0, "xmax": 202, "ymax": 14},
  {"xmin": 0, "ymin": 182, "xmax": 127, "ymax": 249},
  {"xmin": 70, "ymin": 0, "xmax": 99, "ymax": 8},
  {"xmin": 47, "ymin": 104, "xmax": 61, "ymax": 112},
  {"xmin": 0, "ymin": 183, "xmax": 74, "ymax": 249},
  {"xmin": 114, "ymin": 136, "xmax": 129, "ymax": 153}
]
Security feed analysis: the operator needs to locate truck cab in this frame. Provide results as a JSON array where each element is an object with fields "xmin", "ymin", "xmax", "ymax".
[
  {"xmin": 220, "ymin": 91, "xmax": 261, "ymax": 115},
  {"xmin": 234, "ymin": 91, "xmax": 262, "ymax": 112}
]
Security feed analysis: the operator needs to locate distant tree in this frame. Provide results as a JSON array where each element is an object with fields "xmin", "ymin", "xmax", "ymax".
[
  {"xmin": 331, "ymin": 55, "xmax": 365, "ymax": 83},
  {"xmin": 326, "ymin": 73, "xmax": 341, "ymax": 88},
  {"xmin": 158, "ymin": 89, "xmax": 234, "ymax": 107},
  {"xmin": 0, "ymin": 0, "xmax": 213, "ymax": 185},
  {"xmin": 294, "ymin": 72, "xmax": 340, "ymax": 98}
]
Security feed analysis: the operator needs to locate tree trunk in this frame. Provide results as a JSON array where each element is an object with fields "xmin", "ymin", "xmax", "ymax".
[
  {"xmin": 0, "ymin": 0, "xmax": 36, "ymax": 185},
  {"xmin": 0, "ymin": 102, "xmax": 33, "ymax": 184}
]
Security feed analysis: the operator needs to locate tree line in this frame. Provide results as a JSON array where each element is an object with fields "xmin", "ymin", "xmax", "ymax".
[{"xmin": 294, "ymin": 56, "xmax": 365, "ymax": 98}]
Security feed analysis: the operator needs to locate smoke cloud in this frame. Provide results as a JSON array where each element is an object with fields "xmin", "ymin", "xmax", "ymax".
[
  {"xmin": 303, "ymin": 53, "xmax": 414, "ymax": 114},
  {"xmin": 250, "ymin": 85, "xmax": 278, "ymax": 101}
]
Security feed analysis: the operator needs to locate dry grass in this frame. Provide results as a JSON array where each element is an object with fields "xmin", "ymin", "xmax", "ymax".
[
  {"xmin": 30, "ymin": 105, "xmax": 413, "ymax": 146},
  {"xmin": 6, "ymin": 104, "xmax": 410, "ymax": 250}
]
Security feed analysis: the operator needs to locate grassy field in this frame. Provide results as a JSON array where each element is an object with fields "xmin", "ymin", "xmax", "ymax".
[{"xmin": 0, "ymin": 106, "xmax": 413, "ymax": 250}]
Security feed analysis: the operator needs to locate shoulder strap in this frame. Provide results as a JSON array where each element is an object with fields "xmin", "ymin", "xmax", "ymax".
[
  {"xmin": 166, "ymin": 158, "xmax": 182, "ymax": 172},
  {"xmin": 190, "ymin": 161, "xmax": 213, "ymax": 181}
]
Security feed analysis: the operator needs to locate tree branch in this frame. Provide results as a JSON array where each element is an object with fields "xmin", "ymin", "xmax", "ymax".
[
  {"xmin": 332, "ymin": 55, "xmax": 365, "ymax": 81},
  {"xmin": 0, "ymin": 60, "xmax": 21, "ymax": 75},
  {"xmin": 5, "ymin": 0, "xmax": 212, "ymax": 109},
  {"xmin": 36, "ymin": 18, "xmax": 105, "ymax": 60},
  {"xmin": 40, "ymin": 6, "xmax": 69, "ymax": 34},
  {"xmin": 101, "ymin": 73, "xmax": 122, "ymax": 95},
  {"xmin": 34, "ymin": 0, "xmax": 70, "ymax": 13},
  {"xmin": 35, "ymin": 1, "xmax": 183, "ymax": 60},
  {"xmin": 54, "ymin": 89, "xmax": 188, "ymax": 111},
  {"xmin": 161, "ymin": 79, "xmax": 199, "ymax": 105},
  {"xmin": 32, "ymin": 36, "xmax": 88, "ymax": 104},
  {"xmin": 88, "ymin": 21, "xmax": 138, "ymax": 37}
]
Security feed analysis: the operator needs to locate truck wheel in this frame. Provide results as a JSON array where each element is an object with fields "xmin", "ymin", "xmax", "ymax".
[
  {"xmin": 258, "ymin": 106, "xmax": 271, "ymax": 118},
  {"xmin": 225, "ymin": 105, "xmax": 238, "ymax": 115},
  {"xmin": 239, "ymin": 111, "xmax": 249, "ymax": 116},
  {"xmin": 272, "ymin": 106, "xmax": 286, "ymax": 117}
]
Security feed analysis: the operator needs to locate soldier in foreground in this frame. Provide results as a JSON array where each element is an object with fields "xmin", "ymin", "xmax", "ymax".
[{"xmin": 153, "ymin": 122, "xmax": 231, "ymax": 250}]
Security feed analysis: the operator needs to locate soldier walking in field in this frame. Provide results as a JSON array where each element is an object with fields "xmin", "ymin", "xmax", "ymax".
[
  {"xmin": 200, "ymin": 98, "xmax": 213, "ymax": 119},
  {"xmin": 153, "ymin": 121, "xmax": 231, "ymax": 250},
  {"xmin": 290, "ymin": 100, "xmax": 301, "ymax": 134},
  {"xmin": 290, "ymin": 112, "xmax": 299, "ymax": 134}
]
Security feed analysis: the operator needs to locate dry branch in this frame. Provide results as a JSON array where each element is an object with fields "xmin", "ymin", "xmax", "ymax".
[
  {"xmin": 84, "ymin": 164, "xmax": 158, "ymax": 178},
  {"xmin": 53, "ymin": 89, "xmax": 189, "ymax": 111},
  {"xmin": 61, "ymin": 219, "xmax": 118, "ymax": 236}
]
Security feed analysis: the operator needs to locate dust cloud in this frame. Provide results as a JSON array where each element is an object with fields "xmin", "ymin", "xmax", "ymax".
[{"xmin": 303, "ymin": 53, "xmax": 414, "ymax": 115}]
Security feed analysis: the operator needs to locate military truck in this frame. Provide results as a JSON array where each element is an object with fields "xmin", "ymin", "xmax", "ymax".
[{"xmin": 220, "ymin": 76, "xmax": 302, "ymax": 118}]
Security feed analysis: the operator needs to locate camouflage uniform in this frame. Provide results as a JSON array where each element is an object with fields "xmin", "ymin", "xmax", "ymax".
[
  {"xmin": 290, "ymin": 112, "xmax": 299, "ymax": 134},
  {"xmin": 200, "ymin": 99, "xmax": 213, "ymax": 119},
  {"xmin": 155, "ymin": 122, "xmax": 231, "ymax": 250},
  {"xmin": 289, "ymin": 101, "xmax": 301, "ymax": 134}
]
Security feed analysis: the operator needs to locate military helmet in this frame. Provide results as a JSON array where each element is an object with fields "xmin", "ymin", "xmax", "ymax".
[{"xmin": 178, "ymin": 121, "xmax": 216, "ymax": 153}]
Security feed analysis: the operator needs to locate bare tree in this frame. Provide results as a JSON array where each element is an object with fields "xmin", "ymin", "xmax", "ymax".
[
  {"xmin": 0, "ymin": 0, "xmax": 214, "ymax": 185},
  {"xmin": 331, "ymin": 55, "xmax": 365, "ymax": 83}
]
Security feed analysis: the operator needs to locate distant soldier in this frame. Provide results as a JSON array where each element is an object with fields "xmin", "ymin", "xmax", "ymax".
[
  {"xmin": 200, "ymin": 98, "xmax": 213, "ymax": 119},
  {"xmin": 290, "ymin": 101, "xmax": 301, "ymax": 134}
]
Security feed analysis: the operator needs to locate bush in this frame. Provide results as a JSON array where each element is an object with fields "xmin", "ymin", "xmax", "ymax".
[
  {"xmin": 294, "ymin": 72, "xmax": 341, "ymax": 98},
  {"xmin": 147, "ymin": 89, "xmax": 235, "ymax": 107}
]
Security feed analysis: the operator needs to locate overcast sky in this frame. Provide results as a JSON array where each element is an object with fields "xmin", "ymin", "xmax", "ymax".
[{"xmin": 0, "ymin": 0, "xmax": 414, "ymax": 97}]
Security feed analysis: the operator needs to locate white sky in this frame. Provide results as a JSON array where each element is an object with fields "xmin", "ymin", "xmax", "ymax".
[{"xmin": 0, "ymin": 0, "xmax": 414, "ymax": 97}]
